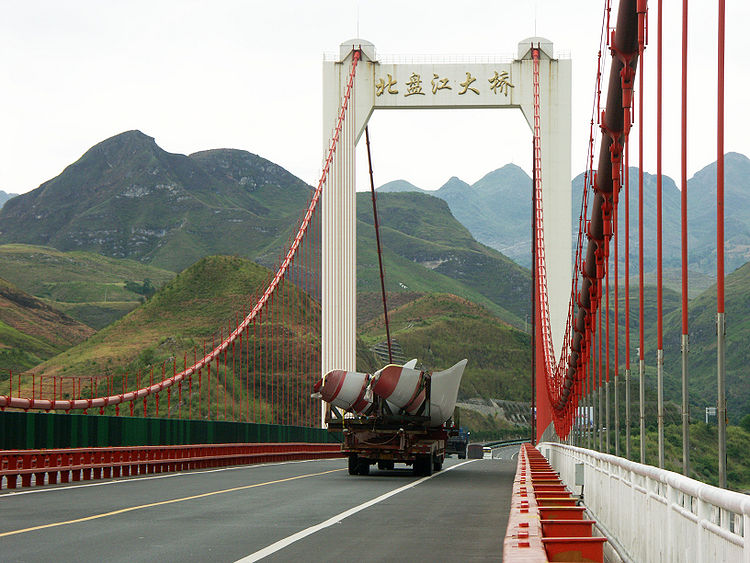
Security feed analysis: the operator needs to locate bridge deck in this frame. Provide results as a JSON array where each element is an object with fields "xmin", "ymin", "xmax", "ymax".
[{"xmin": 1, "ymin": 452, "xmax": 517, "ymax": 562}]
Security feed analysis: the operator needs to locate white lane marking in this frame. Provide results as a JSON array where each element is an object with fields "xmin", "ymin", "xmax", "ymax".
[
  {"xmin": 236, "ymin": 460, "xmax": 477, "ymax": 562},
  {"xmin": 511, "ymin": 451, "xmax": 518, "ymax": 460},
  {"xmin": 0, "ymin": 458, "xmax": 336, "ymax": 499}
]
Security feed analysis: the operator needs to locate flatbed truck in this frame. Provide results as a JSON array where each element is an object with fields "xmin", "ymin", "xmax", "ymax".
[{"xmin": 326, "ymin": 374, "xmax": 448, "ymax": 476}]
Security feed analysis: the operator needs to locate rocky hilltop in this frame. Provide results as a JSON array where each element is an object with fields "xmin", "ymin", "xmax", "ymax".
[{"xmin": 0, "ymin": 131, "xmax": 312, "ymax": 271}]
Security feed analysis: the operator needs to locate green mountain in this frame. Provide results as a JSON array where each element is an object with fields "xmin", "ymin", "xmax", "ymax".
[
  {"xmin": 378, "ymin": 164, "xmax": 534, "ymax": 265},
  {"xmin": 28, "ymin": 256, "xmax": 305, "ymax": 376},
  {"xmin": 380, "ymin": 154, "xmax": 750, "ymax": 283},
  {"xmin": 357, "ymin": 191, "xmax": 531, "ymax": 327},
  {"xmin": 16, "ymin": 255, "xmax": 379, "ymax": 420},
  {"xmin": 687, "ymin": 153, "xmax": 750, "ymax": 273},
  {"xmin": 0, "ymin": 278, "xmax": 94, "ymax": 373},
  {"xmin": 0, "ymin": 132, "xmax": 531, "ymax": 331},
  {"xmin": 0, "ymin": 131, "xmax": 313, "ymax": 272},
  {"xmin": 604, "ymin": 261, "xmax": 750, "ymax": 423},
  {"xmin": 357, "ymin": 293, "xmax": 531, "ymax": 402},
  {"xmin": 0, "ymin": 190, "xmax": 17, "ymax": 209},
  {"xmin": 378, "ymin": 180, "xmax": 423, "ymax": 193},
  {"xmin": 0, "ymin": 244, "xmax": 176, "ymax": 329},
  {"xmin": 658, "ymin": 261, "xmax": 750, "ymax": 422}
]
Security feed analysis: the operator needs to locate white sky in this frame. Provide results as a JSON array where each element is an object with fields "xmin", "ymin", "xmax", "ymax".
[{"xmin": 1, "ymin": 0, "xmax": 747, "ymax": 195}]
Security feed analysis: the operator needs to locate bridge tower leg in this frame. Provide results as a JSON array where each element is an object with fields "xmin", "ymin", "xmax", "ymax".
[
  {"xmin": 321, "ymin": 41, "xmax": 377, "ymax": 427},
  {"xmin": 321, "ymin": 39, "xmax": 570, "ymax": 437},
  {"xmin": 523, "ymin": 39, "xmax": 572, "ymax": 443}
]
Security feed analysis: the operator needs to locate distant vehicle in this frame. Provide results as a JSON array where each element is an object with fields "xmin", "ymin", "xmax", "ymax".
[
  {"xmin": 446, "ymin": 427, "xmax": 470, "ymax": 459},
  {"xmin": 467, "ymin": 443, "xmax": 485, "ymax": 459},
  {"xmin": 482, "ymin": 446, "xmax": 493, "ymax": 459}
]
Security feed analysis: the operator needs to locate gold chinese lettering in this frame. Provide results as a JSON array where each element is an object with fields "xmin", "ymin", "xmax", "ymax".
[
  {"xmin": 430, "ymin": 74, "xmax": 452, "ymax": 94},
  {"xmin": 458, "ymin": 72, "xmax": 479, "ymax": 95},
  {"xmin": 488, "ymin": 71, "xmax": 514, "ymax": 96},
  {"xmin": 404, "ymin": 73, "xmax": 426, "ymax": 97},
  {"xmin": 375, "ymin": 74, "xmax": 398, "ymax": 96}
]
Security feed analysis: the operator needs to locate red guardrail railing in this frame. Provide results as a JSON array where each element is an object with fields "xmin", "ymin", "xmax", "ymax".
[
  {"xmin": 503, "ymin": 444, "xmax": 607, "ymax": 562},
  {"xmin": 0, "ymin": 443, "xmax": 343, "ymax": 490}
]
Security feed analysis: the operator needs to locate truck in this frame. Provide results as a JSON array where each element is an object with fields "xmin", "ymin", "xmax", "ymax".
[
  {"xmin": 315, "ymin": 359, "xmax": 467, "ymax": 476},
  {"xmin": 329, "ymin": 415, "xmax": 448, "ymax": 476},
  {"xmin": 445, "ymin": 427, "xmax": 470, "ymax": 459}
]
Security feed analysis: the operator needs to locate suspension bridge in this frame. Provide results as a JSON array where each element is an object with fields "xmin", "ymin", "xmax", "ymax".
[{"xmin": 1, "ymin": 0, "xmax": 744, "ymax": 561}]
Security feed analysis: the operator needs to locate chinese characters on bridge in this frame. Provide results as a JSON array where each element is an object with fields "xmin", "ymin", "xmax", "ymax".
[{"xmin": 375, "ymin": 70, "xmax": 514, "ymax": 98}]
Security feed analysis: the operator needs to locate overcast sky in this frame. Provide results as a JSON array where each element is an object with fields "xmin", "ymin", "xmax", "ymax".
[{"xmin": 1, "ymin": 0, "xmax": 746, "ymax": 196}]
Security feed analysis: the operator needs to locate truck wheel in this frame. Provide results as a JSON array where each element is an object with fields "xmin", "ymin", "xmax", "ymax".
[
  {"xmin": 357, "ymin": 458, "xmax": 370, "ymax": 476},
  {"xmin": 348, "ymin": 454, "xmax": 358, "ymax": 475},
  {"xmin": 378, "ymin": 460, "xmax": 394, "ymax": 471},
  {"xmin": 414, "ymin": 455, "xmax": 432, "ymax": 476},
  {"xmin": 433, "ymin": 456, "xmax": 443, "ymax": 472}
]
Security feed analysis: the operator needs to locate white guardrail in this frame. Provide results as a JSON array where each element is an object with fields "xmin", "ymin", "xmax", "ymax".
[{"xmin": 538, "ymin": 442, "xmax": 750, "ymax": 563}]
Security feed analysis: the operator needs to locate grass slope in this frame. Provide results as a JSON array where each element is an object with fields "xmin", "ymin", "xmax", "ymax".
[
  {"xmin": 0, "ymin": 278, "xmax": 94, "ymax": 373},
  {"xmin": 31, "ymin": 256, "xmax": 309, "ymax": 377},
  {"xmin": 358, "ymin": 293, "xmax": 531, "ymax": 402},
  {"xmin": 606, "ymin": 263, "xmax": 750, "ymax": 422},
  {"xmin": 619, "ymin": 422, "xmax": 750, "ymax": 493},
  {"xmin": 18, "ymin": 255, "xmax": 374, "ymax": 420},
  {"xmin": 0, "ymin": 244, "xmax": 175, "ymax": 328},
  {"xmin": 357, "ymin": 192, "xmax": 530, "ymax": 328},
  {"xmin": 659, "ymin": 261, "xmax": 750, "ymax": 422}
]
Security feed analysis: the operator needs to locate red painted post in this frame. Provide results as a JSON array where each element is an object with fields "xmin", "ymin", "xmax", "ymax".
[
  {"xmin": 679, "ymin": 0, "xmax": 690, "ymax": 476},
  {"xmin": 169, "ymin": 360, "xmax": 175, "ymax": 418},
  {"xmin": 149, "ymin": 367, "xmax": 154, "ymax": 417},
  {"xmin": 606, "ymin": 253, "xmax": 610, "ymax": 454},
  {"xmin": 253, "ymin": 317, "xmax": 257, "ymax": 423},
  {"xmin": 638, "ymin": 33, "xmax": 646, "ymax": 464},
  {"xmin": 207, "ymin": 341, "xmax": 211, "ymax": 421},
  {"xmin": 180, "ymin": 354, "xmax": 185, "ymax": 419},
  {"xmin": 195, "ymin": 346, "xmax": 200, "ymax": 419},
  {"xmin": 223, "ymin": 328, "xmax": 228, "ymax": 420},
  {"xmin": 244, "ymin": 325, "xmax": 249, "ymax": 422},
  {"xmin": 258, "ymin": 312, "xmax": 262, "ymax": 423},
  {"xmin": 281, "ymin": 280, "xmax": 286, "ymax": 425},
  {"xmin": 270, "ymin": 294, "xmax": 274, "ymax": 425},
  {"xmin": 717, "ymin": 0, "xmax": 727, "ymax": 489}
]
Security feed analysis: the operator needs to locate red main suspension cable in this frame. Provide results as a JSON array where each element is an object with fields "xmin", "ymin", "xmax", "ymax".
[{"xmin": 0, "ymin": 50, "xmax": 362, "ymax": 415}]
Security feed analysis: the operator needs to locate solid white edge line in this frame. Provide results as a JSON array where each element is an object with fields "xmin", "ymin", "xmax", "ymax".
[
  {"xmin": 0, "ymin": 458, "xmax": 337, "ymax": 499},
  {"xmin": 235, "ymin": 459, "xmax": 477, "ymax": 562}
]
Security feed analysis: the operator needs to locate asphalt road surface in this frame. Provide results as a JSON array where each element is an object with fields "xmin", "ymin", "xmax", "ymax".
[
  {"xmin": 493, "ymin": 444, "xmax": 522, "ymax": 460},
  {"xmin": 1, "ymin": 456, "xmax": 516, "ymax": 562}
]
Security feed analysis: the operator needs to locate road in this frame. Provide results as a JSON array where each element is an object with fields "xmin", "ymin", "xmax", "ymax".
[
  {"xmin": 1, "ymin": 456, "xmax": 516, "ymax": 562},
  {"xmin": 493, "ymin": 443, "xmax": 522, "ymax": 460}
]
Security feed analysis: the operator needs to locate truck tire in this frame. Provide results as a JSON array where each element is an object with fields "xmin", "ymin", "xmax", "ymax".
[
  {"xmin": 433, "ymin": 456, "xmax": 443, "ymax": 472},
  {"xmin": 348, "ymin": 454, "xmax": 359, "ymax": 475},
  {"xmin": 357, "ymin": 458, "xmax": 370, "ymax": 476},
  {"xmin": 414, "ymin": 455, "xmax": 432, "ymax": 476},
  {"xmin": 377, "ymin": 460, "xmax": 394, "ymax": 471}
]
